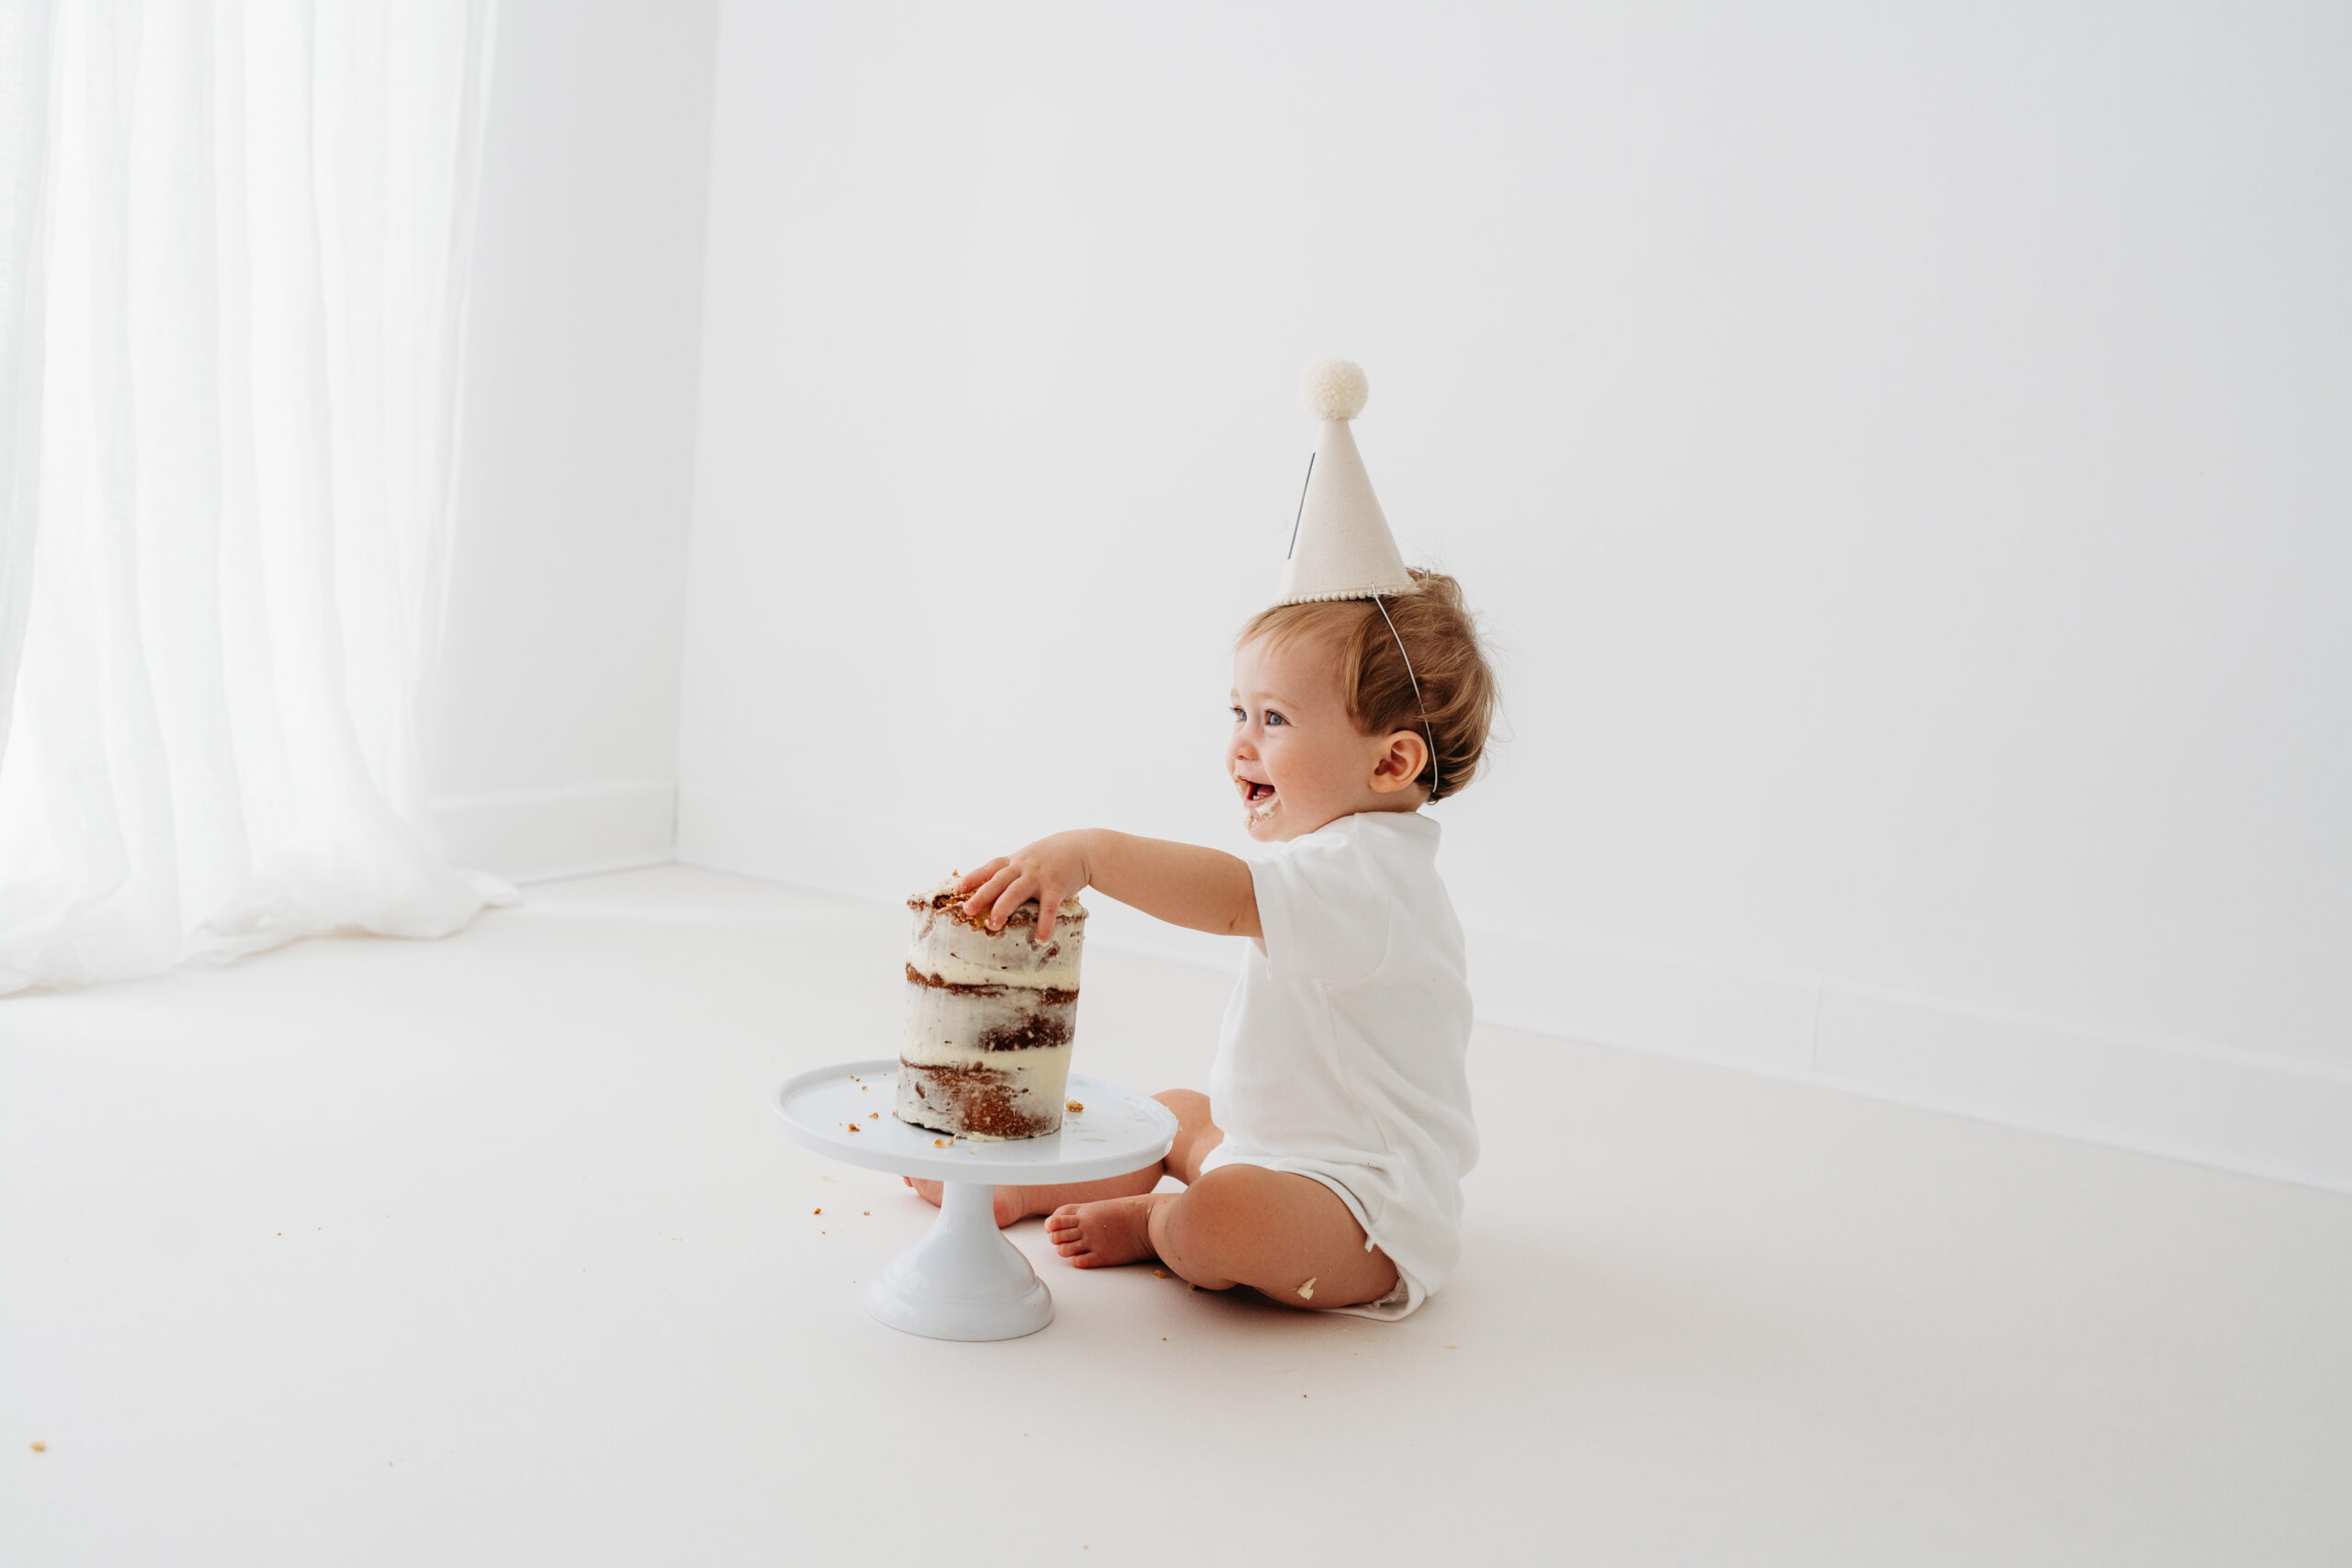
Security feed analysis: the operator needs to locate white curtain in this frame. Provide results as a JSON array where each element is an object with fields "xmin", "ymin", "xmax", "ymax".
[{"xmin": 0, "ymin": 0, "xmax": 511, "ymax": 994}]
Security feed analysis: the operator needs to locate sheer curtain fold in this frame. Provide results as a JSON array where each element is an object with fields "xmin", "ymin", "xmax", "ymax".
[
  {"xmin": 1, "ymin": 1, "xmax": 57, "ymax": 762},
  {"xmin": 0, "ymin": 0, "xmax": 510, "ymax": 995}
]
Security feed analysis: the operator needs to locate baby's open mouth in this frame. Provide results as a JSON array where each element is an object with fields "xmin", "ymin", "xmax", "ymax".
[{"xmin": 1238, "ymin": 777, "xmax": 1278, "ymax": 821}]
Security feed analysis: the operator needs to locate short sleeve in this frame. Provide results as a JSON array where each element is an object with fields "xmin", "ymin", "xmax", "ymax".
[{"xmin": 1248, "ymin": 829, "xmax": 1392, "ymax": 986}]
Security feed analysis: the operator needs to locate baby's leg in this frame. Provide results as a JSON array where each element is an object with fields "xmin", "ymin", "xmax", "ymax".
[
  {"xmin": 1047, "ymin": 1163, "xmax": 1400, "ymax": 1311},
  {"xmin": 901, "ymin": 1089, "xmax": 1219, "ymax": 1227},
  {"xmin": 1153, "ymin": 1089, "xmax": 1225, "ymax": 1185}
]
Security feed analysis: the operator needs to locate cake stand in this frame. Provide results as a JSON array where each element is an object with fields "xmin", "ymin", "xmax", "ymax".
[{"xmin": 772, "ymin": 1059, "xmax": 1178, "ymax": 1341}]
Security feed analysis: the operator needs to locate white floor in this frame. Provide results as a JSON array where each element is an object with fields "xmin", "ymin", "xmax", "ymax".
[{"xmin": 3, "ymin": 866, "xmax": 2348, "ymax": 1565}]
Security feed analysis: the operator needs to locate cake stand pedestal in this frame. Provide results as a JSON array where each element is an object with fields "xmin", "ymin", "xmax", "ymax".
[{"xmin": 772, "ymin": 1059, "xmax": 1178, "ymax": 1342}]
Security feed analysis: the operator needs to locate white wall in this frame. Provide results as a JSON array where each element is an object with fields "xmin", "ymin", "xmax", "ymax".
[
  {"xmin": 677, "ymin": 2, "xmax": 2352, "ymax": 1188},
  {"xmin": 419, "ymin": 0, "xmax": 718, "ymax": 881}
]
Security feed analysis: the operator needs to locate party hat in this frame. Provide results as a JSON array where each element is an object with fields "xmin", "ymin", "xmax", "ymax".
[{"xmin": 1277, "ymin": 358, "xmax": 1414, "ymax": 604}]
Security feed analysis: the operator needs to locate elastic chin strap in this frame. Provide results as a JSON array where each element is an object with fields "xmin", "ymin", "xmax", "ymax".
[{"xmin": 1374, "ymin": 594, "xmax": 1442, "ymax": 801}]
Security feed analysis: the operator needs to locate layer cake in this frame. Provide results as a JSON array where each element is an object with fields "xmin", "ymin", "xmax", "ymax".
[{"xmin": 895, "ymin": 878, "xmax": 1086, "ymax": 1140}]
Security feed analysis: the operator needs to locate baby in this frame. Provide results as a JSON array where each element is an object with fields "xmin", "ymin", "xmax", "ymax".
[{"xmin": 910, "ymin": 569, "xmax": 1497, "ymax": 1318}]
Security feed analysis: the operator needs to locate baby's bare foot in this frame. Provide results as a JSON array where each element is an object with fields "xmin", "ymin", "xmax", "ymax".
[
  {"xmin": 1045, "ymin": 1194, "xmax": 1168, "ymax": 1269},
  {"xmin": 901, "ymin": 1176, "xmax": 1024, "ymax": 1227},
  {"xmin": 905, "ymin": 1164, "xmax": 1165, "ymax": 1229}
]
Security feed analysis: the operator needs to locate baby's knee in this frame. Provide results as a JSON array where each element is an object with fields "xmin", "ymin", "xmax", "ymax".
[
  {"xmin": 1149, "ymin": 1183, "xmax": 1238, "ymax": 1291},
  {"xmin": 1152, "ymin": 1088, "xmax": 1209, "ymax": 1123},
  {"xmin": 1160, "ymin": 1166, "xmax": 1260, "ymax": 1246},
  {"xmin": 1154, "ymin": 1089, "xmax": 1224, "ymax": 1186}
]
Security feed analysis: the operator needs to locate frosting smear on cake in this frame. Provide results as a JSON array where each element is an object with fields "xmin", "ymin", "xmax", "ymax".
[{"xmin": 896, "ymin": 877, "xmax": 1086, "ymax": 1141}]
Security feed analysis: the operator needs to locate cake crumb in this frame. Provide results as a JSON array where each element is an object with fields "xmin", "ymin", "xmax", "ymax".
[
  {"xmin": 868, "ymin": 1112, "xmax": 878, "ymax": 1119},
  {"xmin": 845, "ymin": 1122, "xmax": 861, "ymax": 1133},
  {"xmin": 29, "ymin": 1440, "xmax": 46, "ymax": 1452},
  {"xmin": 1153, "ymin": 1268, "xmax": 1170, "ymax": 1279},
  {"xmin": 1065, "ymin": 1100, "xmax": 1084, "ymax": 1112},
  {"xmin": 933, "ymin": 1138, "xmax": 944, "ymax": 1146},
  {"xmin": 1296, "ymin": 1277, "xmax": 1317, "ymax": 1300},
  {"xmin": 813, "ymin": 1208, "xmax": 821, "ymax": 1215}
]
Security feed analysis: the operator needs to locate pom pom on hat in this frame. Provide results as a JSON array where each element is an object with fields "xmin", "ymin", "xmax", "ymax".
[{"xmin": 1299, "ymin": 357, "xmax": 1370, "ymax": 422}]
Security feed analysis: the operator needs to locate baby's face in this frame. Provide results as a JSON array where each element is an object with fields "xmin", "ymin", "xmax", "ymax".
[{"xmin": 1228, "ymin": 633, "xmax": 1427, "ymax": 842}]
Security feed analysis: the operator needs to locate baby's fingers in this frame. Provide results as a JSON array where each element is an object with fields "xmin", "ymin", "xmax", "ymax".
[
  {"xmin": 956, "ymin": 859, "xmax": 1009, "ymax": 896},
  {"xmin": 964, "ymin": 866, "xmax": 1020, "ymax": 925},
  {"xmin": 1032, "ymin": 885, "xmax": 1067, "ymax": 943},
  {"xmin": 987, "ymin": 874, "xmax": 1041, "ymax": 931}
]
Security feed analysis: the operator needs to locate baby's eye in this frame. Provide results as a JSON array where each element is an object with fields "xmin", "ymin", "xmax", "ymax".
[
  {"xmin": 1265, "ymin": 710, "xmax": 1288, "ymax": 727},
  {"xmin": 1230, "ymin": 705, "xmax": 1246, "ymax": 723}
]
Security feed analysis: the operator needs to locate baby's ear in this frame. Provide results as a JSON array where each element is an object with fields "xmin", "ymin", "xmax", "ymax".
[{"xmin": 1367, "ymin": 730, "xmax": 1430, "ymax": 794}]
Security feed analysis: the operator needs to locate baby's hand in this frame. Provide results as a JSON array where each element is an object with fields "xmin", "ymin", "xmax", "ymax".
[{"xmin": 957, "ymin": 832, "xmax": 1093, "ymax": 942}]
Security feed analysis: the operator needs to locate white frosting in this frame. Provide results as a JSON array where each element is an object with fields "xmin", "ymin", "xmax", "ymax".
[
  {"xmin": 899, "ymin": 1038, "xmax": 1063, "ymax": 1070},
  {"xmin": 914, "ymin": 951, "xmax": 1080, "ymax": 989}
]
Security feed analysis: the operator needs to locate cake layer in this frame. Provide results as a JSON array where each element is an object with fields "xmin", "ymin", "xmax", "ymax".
[
  {"xmin": 895, "ymin": 1050, "xmax": 1073, "ymax": 1141},
  {"xmin": 906, "ymin": 879, "xmax": 1085, "ymax": 989},
  {"xmin": 901, "ymin": 966, "xmax": 1078, "ymax": 1061}
]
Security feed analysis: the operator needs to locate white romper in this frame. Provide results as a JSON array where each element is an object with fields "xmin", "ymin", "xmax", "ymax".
[{"xmin": 1198, "ymin": 810, "xmax": 1478, "ymax": 1319}]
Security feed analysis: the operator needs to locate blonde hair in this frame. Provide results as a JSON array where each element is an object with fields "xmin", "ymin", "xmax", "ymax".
[{"xmin": 1237, "ymin": 569, "xmax": 1498, "ymax": 800}]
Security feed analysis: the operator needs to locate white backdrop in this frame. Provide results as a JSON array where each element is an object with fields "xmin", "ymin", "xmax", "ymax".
[
  {"xmin": 670, "ymin": 1, "xmax": 2352, "ymax": 1186},
  {"xmin": 417, "ymin": 0, "xmax": 718, "ymax": 880}
]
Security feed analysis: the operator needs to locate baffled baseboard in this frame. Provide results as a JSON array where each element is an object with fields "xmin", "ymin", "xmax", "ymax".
[
  {"xmin": 429, "ymin": 780, "xmax": 678, "ymax": 885},
  {"xmin": 1470, "ymin": 927, "xmax": 2352, "ymax": 1197},
  {"xmin": 677, "ymin": 781, "xmax": 2352, "ymax": 1196}
]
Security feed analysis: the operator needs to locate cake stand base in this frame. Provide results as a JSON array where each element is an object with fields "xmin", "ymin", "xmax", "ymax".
[{"xmin": 864, "ymin": 1179, "xmax": 1052, "ymax": 1341}]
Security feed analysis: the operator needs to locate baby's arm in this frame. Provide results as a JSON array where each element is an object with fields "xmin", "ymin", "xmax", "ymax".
[{"xmin": 958, "ymin": 830, "xmax": 1260, "ymax": 942}]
